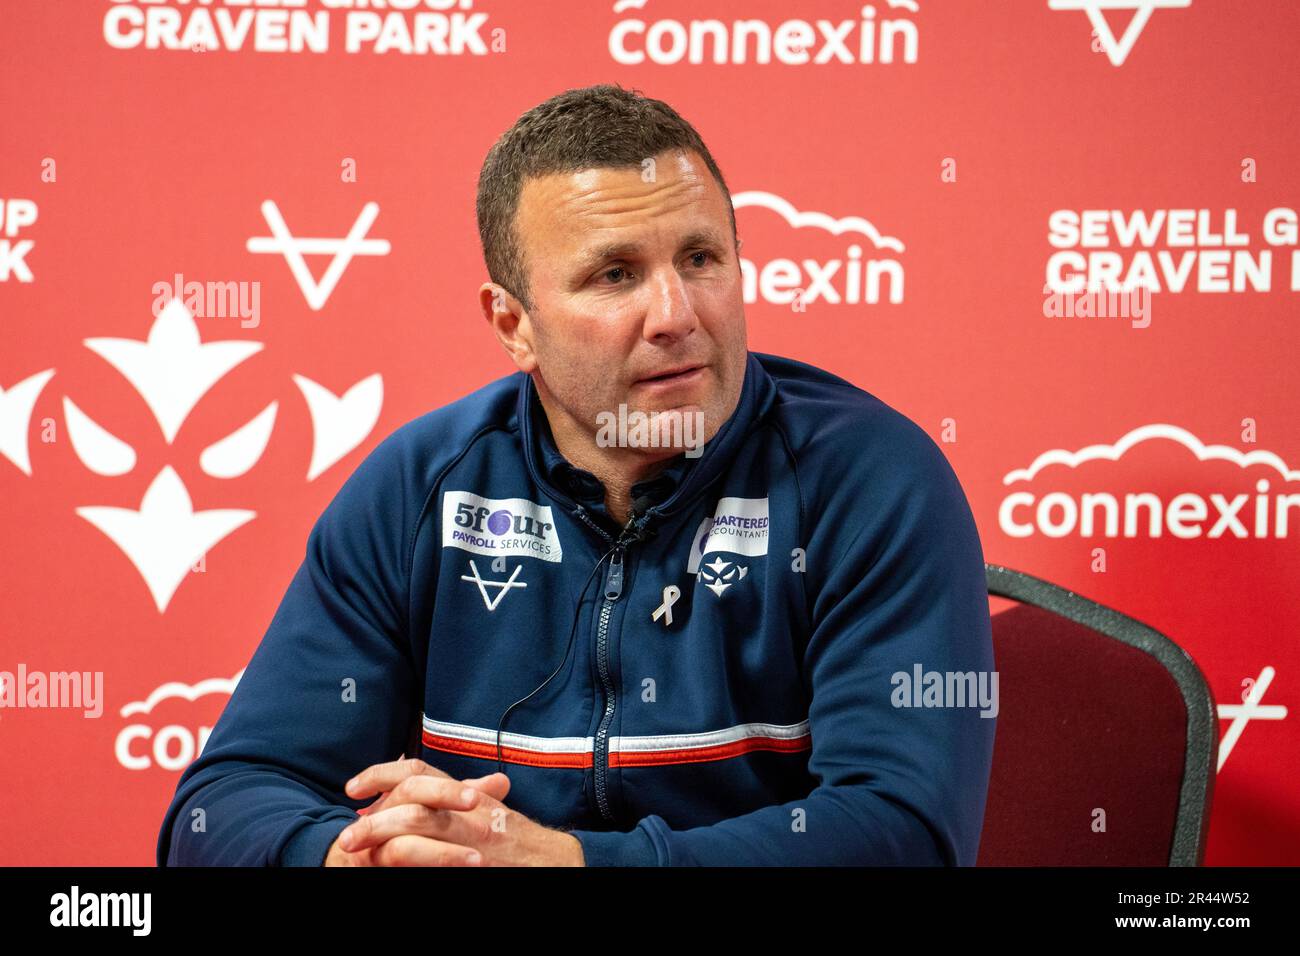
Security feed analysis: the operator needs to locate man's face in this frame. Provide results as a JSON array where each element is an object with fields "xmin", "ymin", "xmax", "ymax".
[{"xmin": 489, "ymin": 148, "xmax": 748, "ymax": 460}]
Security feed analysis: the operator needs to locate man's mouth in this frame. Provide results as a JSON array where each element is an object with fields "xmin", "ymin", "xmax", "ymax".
[{"xmin": 636, "ymin": 364, "xmax": 704, "ymax": 384}]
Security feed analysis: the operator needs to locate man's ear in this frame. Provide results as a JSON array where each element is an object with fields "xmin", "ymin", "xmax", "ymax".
[
  {"xmin": 479, "ymin": 281, "xmax": 515, "ymax": 322},
  {"xmin": 480, "ymin": 282, "xmax": 537, "ymax": 373}
]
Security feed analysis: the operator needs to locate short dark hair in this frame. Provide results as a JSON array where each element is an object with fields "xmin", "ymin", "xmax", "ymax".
[{"xmin": 476, "ymin": 83, "xmax": 736, "ymax": 314}]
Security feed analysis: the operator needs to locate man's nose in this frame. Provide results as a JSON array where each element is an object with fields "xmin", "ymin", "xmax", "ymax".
[{"xmin": 642, "ymin": 267, "xmax": 699, "ymax": 341}]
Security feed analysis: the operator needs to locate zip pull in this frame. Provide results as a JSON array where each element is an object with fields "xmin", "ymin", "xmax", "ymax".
[{"xmin": 604, "ymin": 547, "xmax": 624, "ymax": 601}]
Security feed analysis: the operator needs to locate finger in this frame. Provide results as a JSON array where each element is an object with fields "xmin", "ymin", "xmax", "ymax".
[
  {"xmin": 362, "ymin": 771, "xmax": 507, "ymax": 818},
  {"xmin": 362, "ymin": 788, "xmax": 403, "ymax": 817},
  {"xmin": 371, "ymin": 834, "xmax": 483, "ymax": 868},
  {"xmin": 354, "ymin": 776, "xmax": 488, "ymax": 843},
  {"xmin": 339, "ymin": 800, "xmax": 481, "ymax": 853},
  {"xmin": 385, "ymin": 774, "xmax": 488, "ymax": 815},
  {"xmin": 345, "ymin": 757, "xmax": 450, "ymax": 799},
  {"xmin": 340, "ymin": 777, "xmax": 498, "ymax": 852},
  {"xmin": 466, "ymin": 772, "xmax": 511, "ymax": 802}
]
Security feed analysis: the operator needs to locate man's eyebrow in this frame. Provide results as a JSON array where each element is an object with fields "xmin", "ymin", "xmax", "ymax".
[{"xmin": 572, "ymin": 230, "xmax": 730, "ymax": 274}]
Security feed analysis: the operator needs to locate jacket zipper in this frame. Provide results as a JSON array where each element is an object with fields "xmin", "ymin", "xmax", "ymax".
[{"xmin": 572, "ymin": 505, "xmax": 639, "ymax": 823}]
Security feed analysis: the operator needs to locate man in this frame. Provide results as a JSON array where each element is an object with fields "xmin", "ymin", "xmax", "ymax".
[{"xmin": 157, "ymin": 84, "xmax": 996, "ymax": 867}]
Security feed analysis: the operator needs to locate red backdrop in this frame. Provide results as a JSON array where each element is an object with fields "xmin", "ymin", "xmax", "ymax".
[{"xmin": 1, "ymin": 0, "xmax": 1296, "ymax": 865}]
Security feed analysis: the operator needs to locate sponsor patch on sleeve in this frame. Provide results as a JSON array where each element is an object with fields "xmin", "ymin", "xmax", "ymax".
[{"xmin": 441, "ymin": 490, "xmax": 563, "ymax": 562}]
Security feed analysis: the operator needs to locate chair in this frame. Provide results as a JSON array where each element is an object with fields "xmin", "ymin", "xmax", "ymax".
[{"xmin": 976, "ymin": 564, "xmax": 1217, "ymax": 866}]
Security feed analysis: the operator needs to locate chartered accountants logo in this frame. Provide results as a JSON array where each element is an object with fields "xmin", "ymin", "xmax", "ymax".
[
  {"xmin": 998, "ymin": 423, "xmax": 1300, "ymax": 542},
  {"xmin": 0, "ymin": 298, "xmax": 383, "ymax": 612},
  {"xmin": 688, "ymin": 496, "xmax": 769, "ymax": 596},
  {"xmin": 442, "ymin": 490, "xmax": 564, "ymax": 563}
]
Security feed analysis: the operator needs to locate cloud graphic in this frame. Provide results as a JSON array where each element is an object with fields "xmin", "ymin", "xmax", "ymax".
[
  {"xmin": 731, "ymin": 191, "xmax": 905, "ymax": 252},
  {"xmin": 120, "ymin": 668, "xmax": 246, "ymax": 718},
  {"xmin": 1003, "ymin": 423, "xmax": 1300, "ymax": 485}
]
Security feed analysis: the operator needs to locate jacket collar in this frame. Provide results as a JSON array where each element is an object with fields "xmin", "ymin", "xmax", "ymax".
[{"xmin": 517, "ymin": 350, "xmax": 778, "ymax": 533}]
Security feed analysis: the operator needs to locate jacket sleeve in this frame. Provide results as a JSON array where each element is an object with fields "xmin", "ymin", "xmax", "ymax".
[
  {"xmin": 156, "ymin": 433, "xmax": 420, "ymax": 866},
  {"xmin": 571, "ymin": 426, "xmax": 997, "ymax": 866}
]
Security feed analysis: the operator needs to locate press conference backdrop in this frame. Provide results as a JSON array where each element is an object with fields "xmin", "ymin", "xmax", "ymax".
[{"xmin": 1, "ymin": 0, "xmax": 1296, "ymax": 865}]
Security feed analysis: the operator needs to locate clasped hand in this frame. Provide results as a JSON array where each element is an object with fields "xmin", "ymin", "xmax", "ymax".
[{"xmin": 324, "ymin": 758, "xmax": 584, "ymax": 867}]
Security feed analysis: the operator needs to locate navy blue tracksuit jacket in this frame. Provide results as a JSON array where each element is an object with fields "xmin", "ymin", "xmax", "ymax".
[{"xmin": 157, "ymin": 350, "xmax": 996, "ymax": 866}]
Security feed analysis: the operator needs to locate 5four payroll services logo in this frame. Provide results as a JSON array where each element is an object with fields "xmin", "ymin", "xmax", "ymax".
[
  {"xmin": 442, "ymin": 490, "xmax": 564, "ymax": 562},
  {"xmin": 688, "ymin": 496, "xmax": 769, "ymax": 596}
]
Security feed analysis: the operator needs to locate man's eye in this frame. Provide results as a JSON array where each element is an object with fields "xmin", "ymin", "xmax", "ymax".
[{"xmin": 596, "ymin": 254, "xmax": 710, "ymax": 285}]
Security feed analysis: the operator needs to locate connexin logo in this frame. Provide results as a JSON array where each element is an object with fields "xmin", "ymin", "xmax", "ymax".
[
  {"xmin": 115, "ymin": 669, "xmax": 243, "ymax": 772},
  {"xmin": 733, "ymin": 191, "xmax": 906, "ymax": 308},
  {"xmin": 609, "ymin": 0, "xmax": 920, "ymax": 67},
  {"xmin": 999, "ymin": 424, "xmax": 1300, "ymax": 540}
]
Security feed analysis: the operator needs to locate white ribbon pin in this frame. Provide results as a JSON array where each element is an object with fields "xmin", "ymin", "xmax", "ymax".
[{"xmin": 652, "ymin": 585, "xmax": 681, "ymax": 627}]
